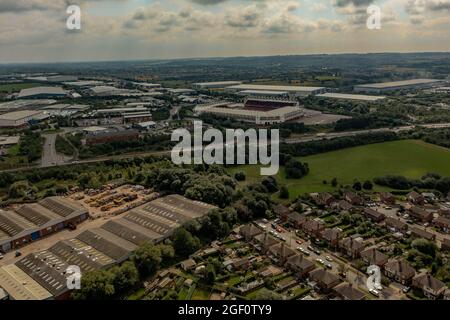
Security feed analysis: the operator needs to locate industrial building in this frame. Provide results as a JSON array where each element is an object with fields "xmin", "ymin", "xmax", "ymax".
[
  {"xmin": 197, "ymin": 105, "xmax": 304, "ymax": 125},
  {"xmin": 0, "ymin": 110, "xmax": 44, "ymax": 128},
  {"xmin": 0, "ymin": 195, "xmax": 215, "ymax": 300},
  {"xmin": 238, "ymin": 90, "xmax": 290, "ymax": 99},
  {"xmin": 88, "ymin": 86, "xmax": 140, "ymax": 97},
  {"xmin": 316, "ymin": 93, "xmax": 386, "ymax": 102},
  {"xmin": 0, "ymin": 197, "xmax": 88, "ymax": 253},
  {"xmin": 17, "ymin": 87, "xmax": 68, "ymax": 99},
  {"xmin": 84, "ymin": 129, "xmax": 140, "ymax": 146},
  {"xmin": 193, "ymin": 81, "xmax": 242, "ymax": 89},
  {"xmin": 131, "ymin": 82, "xmax": 162, "ymax": 91},
  {"xmin": 354, "ymin": 79, "xmax": 446, "ymax": 93},
  {"xmin": 226, "ymin": 84, "xmax": 326, "ymax": 97}
]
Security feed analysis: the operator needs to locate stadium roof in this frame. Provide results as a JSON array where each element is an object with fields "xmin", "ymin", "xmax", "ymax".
[{"xmin": 227, "ymin": 84, "xmax": 325, "ymax": 92}]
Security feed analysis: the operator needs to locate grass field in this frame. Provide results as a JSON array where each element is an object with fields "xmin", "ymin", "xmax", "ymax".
[
  {"xmin": 0, "ymin": 83, "xmax": 41, "ymax": 93},
  {"xmin": 228, "ymin": 140, "xmax": 450, "ymax": 200}
]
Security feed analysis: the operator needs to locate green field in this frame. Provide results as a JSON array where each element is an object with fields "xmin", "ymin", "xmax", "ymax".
[
  {"xmin": 228, "ymin": 140, "xmax": 450, "ymax": 200},
  {"xmin": 0, "ymin": 83, "xmax": 41, "ymax": 93}
]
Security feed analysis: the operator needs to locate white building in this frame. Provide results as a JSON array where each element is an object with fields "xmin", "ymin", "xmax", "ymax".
[
  {"xmin": 193, "ymin": 81, "xmax": 242, "ymax": 89},
  {"xmin": 17, "ymin": 87, "xmax": 68, "ymax": 99},
  {"xmin": 316, "ymin": 93, "xmax": 386, "ymax": 102},
  {"xmin": 0, "ymin": 110, "xmax": 44, "ymax": 128},
  {"xmin": 354, "ymin": 79, "xmax": 446, "ymax": 93},
  {"xmin": 226, "ymin": 84, "xmax": 326, "ymax": 97}
]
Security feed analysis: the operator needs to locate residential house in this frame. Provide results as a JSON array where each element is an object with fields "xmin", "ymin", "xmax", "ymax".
[
  {"xmin": 253, "ymin": 233, "xmax": 279, "ymax": 253},
  {"xmin": 268, "ymin": 242, "xmax": 296, "ymax": 266},
  {"xmin": 438, "ymin": 206, "xmax": 450, "ymax": 218},
  {"xmin": 344, "ymin": 191, "xmax": 363, "ymax": 206},
  {"xmin": 412, "ymin": 273, "xmax": 447, "ymax": 300},
  {"xmin": 363, "ymin": 208, "xmax": 386, "ymax": 223},
  {"xmin": 309, "ymin": 268, "xmax": 341, "ymax": 293},
  {"xmin": 310, "ymin": 192, "xmax": 335, "ymax": 207},
  {"xmin": 320, "ymin": 227, "xmax": 342, "ymax": 248},
  {"xmin": 441, "ymin": 238, "xmax": 450, "ymax": 252},
  {"xmin": 334, "ymin": 200, "xmax": 354, "ymax": 212},
  {"xmin": 287, "ymin": 212, "xmax": 307, "ymax": 229},
  {"xmin": 407, "ymin": 191, "xmax": 425, "ymax": 205},
  {"xmin": 433, "ymin": 216, "xmax": 450, "ymax": 234},
  {"xmin": 273, "ymin": 204, "xmax": 291, "ymax": 221},
  {"xmin": 385, "ymin": 217, "xmax": 408, "ymax": 233},
  {"xmin": 333, "ymin": 282, "xmax": 366, "ymax": 300},
  {"xmin": 285, "ymin": 254, "xmax": 316, "ymax": 279},
  {"xmin": 384, "ymin": 259, "xmax": 416, "ymax": 285},
  {"xmin": 408, "ymin": 206, "xmax": 433, "ymax": 222},
  {"xmin": 421, "ymin": 192, "xmax": 437, "ymax": 202},
  {"xmin": 229, "ymin": 258, "xmax": 251, "ymax": 271},
  {"xmin": 338, "ymin": 237, "xmax": 365, "ymax": 259},
  {"xmin": 360, "ymin": 248, "xmax": 389, "ymax": 267},
  {"xmin": 180, "ymin": 259, "xmax": 197, "ymax": 271},
  {"xmin": 302, "ymin": 219, "xmax": 325, "ymax": 238},
  {"xmin": 410, "ymin": 227, "xmax": 436, "ymax": 241},
  {"xmin": 380, "ymin": 192, "xmax": 395, "ymax": 205},
  {"xmin": 239, "ymin": 224, "xmax": 263, "ymax": 241}
]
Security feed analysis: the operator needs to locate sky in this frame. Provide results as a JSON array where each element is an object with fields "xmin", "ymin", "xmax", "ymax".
[{"xmin": 0, "ymin": 0, "xmax": 449, "ymax": 63}]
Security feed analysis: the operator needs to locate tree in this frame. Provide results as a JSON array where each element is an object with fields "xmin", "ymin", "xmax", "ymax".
[
  {"xmin": 112, "ymin": 261, "xmax": 139, "ymax": 293},
  {"xmin": 72, "ymin": 269, "xmax": 115, "ymax": 300},
  {"xmin": 252, "ymin": 288, "xmax": 283, "ymax": 300},
  {"xmin": 172, "ymin": 228, "xmax": 201, "ymax": 257},
  {"xmin": 331, "ymin": 178, "xmax": 338, "ymax": 187},
  {"xmin": 411, "ymin": 239, "xmax": 437, "ymax": 258},
  {"xmin": 363, "ymin": 180, "xmax": 373, "ymax": 190},
  {"xmin": 353, "ymin": 181, "xmax": 362, "ymax": 191},
  {"xmin": 279, "ymin": 185, "xmax": 290, "ymax": 199},
  {"xmin": 204, "ymin": 263, "xmax": 216, "ymax": 284},
  {"xmin": 131, "ymin": 243, "xmax": 162, "ymax": 276},
  {"xmin": 234, "ymin": 172, "xmax": 246, "ymax": 181}
]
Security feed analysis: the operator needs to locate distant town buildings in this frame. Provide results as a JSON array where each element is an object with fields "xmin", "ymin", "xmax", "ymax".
[{"xmin": 354, "ymin": 79, "xmax": 446, "ymax": 93}]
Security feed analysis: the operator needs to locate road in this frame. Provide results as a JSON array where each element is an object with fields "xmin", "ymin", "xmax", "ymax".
[
  {"xmin": 41, "ymin": 133, "xmax": 67, "ymax": 167},
  {"xmin": 256, "ymin": 219, "xmax": 406, "ymax": 300}
]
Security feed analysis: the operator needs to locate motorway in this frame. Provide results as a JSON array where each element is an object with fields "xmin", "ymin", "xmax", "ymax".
[{"xmin": 257, "ymin": 219, "xmax": 406, "ymax": 300}]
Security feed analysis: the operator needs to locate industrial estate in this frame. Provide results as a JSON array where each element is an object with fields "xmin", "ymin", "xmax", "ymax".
[{"xmin": 0, "ymin": 52, "xmax": 450, "ymax": 303}]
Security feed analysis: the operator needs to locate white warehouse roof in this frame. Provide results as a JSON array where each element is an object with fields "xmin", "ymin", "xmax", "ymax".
[
  {"xmin": 18, "ymin": 87, "xmax": 67, "ymax": 98},
  {"xmin": 0, "ymin": 110, "xmax": 43, "ymax": 121},
  {"xmin": 227, "ymin": 84, "xmax": 325, "ymax": 93},
  {"xmin": 316, "ymin": 93, "xmax": 386, "ymax": 101}
]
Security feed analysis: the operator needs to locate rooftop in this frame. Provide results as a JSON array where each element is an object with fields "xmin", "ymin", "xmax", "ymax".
[
  {"xmin": 317, "ymin": 93, "xmax": 386, "ymax": 101},
  {"xmin": 227, "ymin": 84, "xmax": 325, "ymax": 92},
  {"xmin": 356, "ymin": 79, "xmax": 443, "ymax": 89},
  {"xmin": 18, "ymin": 86, "xmax": 67, "ymax": 98},
  {"xmin": 0, "ymin": 110, "xmax": 42, "ymax": 121}
]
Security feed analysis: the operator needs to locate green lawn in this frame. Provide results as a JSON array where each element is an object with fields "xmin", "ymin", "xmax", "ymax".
[
  {"xmin": 191, "ymin": 287, "xmax": 211, "ymax": 300},
  {"xmin": 228, "ymin": 140, "xmax": 450, "ymax": 200},
  {"xmin": 0, "ymin": 83, "xmax": 41, "ymax": 93}
]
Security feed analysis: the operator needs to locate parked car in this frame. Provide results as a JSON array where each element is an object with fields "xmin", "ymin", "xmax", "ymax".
[
  {"xmin": 402, "ymin": 286, "xmax": 411, "ymax": 293},
  {"xmin": 369, "ymin": 289, "xmax": 380, "ymax": 297},
  {"xmin": 0, "ymin": 253, "xmax": 4, "ymax": 260},
  {"xmin": 296, "ymin": 239, "xmax": 302, "ymax": 245},
  {"xmin": 325, "ymin": 263, "xmax": 332, "ymax": 269},
  {"xmin": 15, "ymin": 251, "xmax": 22, "ymax": 258},
  {"xmin": 326, "ymin": 256, "xmax": 333, "ymax": 262}
]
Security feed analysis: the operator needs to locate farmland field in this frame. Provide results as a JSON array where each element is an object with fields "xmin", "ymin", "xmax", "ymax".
[{"xmin": 228, "ymin": 140, "xmax": 450, "ymax": 200}]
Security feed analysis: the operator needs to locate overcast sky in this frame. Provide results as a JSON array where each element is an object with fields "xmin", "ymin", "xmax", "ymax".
[{"xmin": 0, "ymin": 0, "xmax": 449, "ymax": 63}]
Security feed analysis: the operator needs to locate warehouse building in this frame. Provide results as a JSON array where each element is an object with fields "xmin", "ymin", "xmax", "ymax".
[
  {"xmin": 0, "ymin": 110, "xmax": 44, "ymax": 128},
  {"xmin": 0, "ymin": 195, "xmax": 216, "ymax": 300},
  {"xmin": 354, "ymin": 79, "xmax": 446, "ymax": 93},
  {"xmin": 193, "ymin": 81, "xmax": 242, "ymax": 89},
  {"xmin": 84, "ymin": 129, "xmax": 139, "ymax": 146},
  {"xmin": 226, "ymin": 84, "xmax": 326, "ymax": 97},
  {"xmin": 0, "ymin": 197, "xmax": 88, "ymax": 252},
  {"xmin": 17, "ymin": 86, "xmax": 68, "ymax": 99},
  {"xmin": 131, "ymin": 82, "xmax": 162, "ymax": 91},
  {"xmin": 0, "ymin": 136, "xmax": 20, "ymax": 155},
  {"xmin": 316, "ymin": 93, "xmax": 386, "ymax": 102},
  {"xmin": 198, "ymin": 105, "xmax": 304, "ymax": 125}
]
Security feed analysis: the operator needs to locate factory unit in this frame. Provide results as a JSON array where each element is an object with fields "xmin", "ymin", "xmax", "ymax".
[
  {"xmin": 197, "ymin": 105, "xmax": 304, "ymax": 125},
  {"xmin": 226, "ymin": 84, "xmax": 326, "ymax": 97},
  {"xmin": 0, "ymin": 197, "xmax": 88, "ymax": 253},
  {"xmin": 84, "ymin": 129, "xmax": 140, "ymax": 146},
  {"xmin": 130, "ymin": 82, "xmax": 162, "ymax": 91},
  {"xmin": 0, "ymin": 195, "xmax": 216, "ymax": 300},
  {"xmin": 316, "ymin": 93, "xmax": 387, "ymax": 102},
  {"xmin": 354, "ymin": 79, "xmax": 446, "ymax": 93},
  {"xmin": 193, "ymin": 81, "xmax": 242, "ymax": 89},
  {"xmin": 17, "ymin": 86, "xmax": 68, "ymax": 99},
  {"xmin": 0, "ymin": 110, "xmax": 45, "ymax": 128},
  {"xmin": 123, "ymin": 112, "xmax": 153, "ymax": 124}
]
